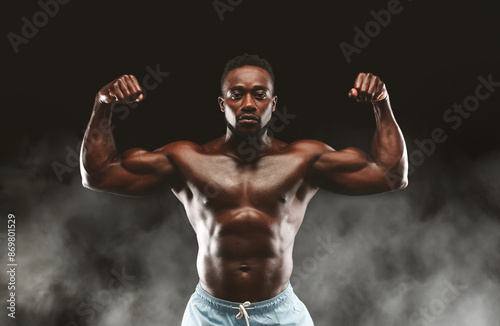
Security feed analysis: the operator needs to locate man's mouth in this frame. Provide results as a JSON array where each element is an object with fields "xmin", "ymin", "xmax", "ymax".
[{"xmin": 238, "ymin": 114, "xmax": 259, "ymax": 123}]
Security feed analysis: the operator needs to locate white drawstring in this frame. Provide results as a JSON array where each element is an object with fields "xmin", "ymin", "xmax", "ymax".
[{"xmin": 232, "ymin": 301, "xmax": 254, "ymax": 326}]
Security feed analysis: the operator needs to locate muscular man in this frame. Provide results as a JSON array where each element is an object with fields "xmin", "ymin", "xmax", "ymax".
[{"xmin": 80, "ymin": 54, "xmax": 408, "ymax": 325}]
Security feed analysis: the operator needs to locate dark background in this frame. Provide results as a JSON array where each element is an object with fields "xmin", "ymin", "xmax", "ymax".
[{"xmin": 1, "ymin": 1, "xmax": 500, "ymax": 326}]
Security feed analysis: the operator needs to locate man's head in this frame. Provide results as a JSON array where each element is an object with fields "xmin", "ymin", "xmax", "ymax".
[
  {"xmin": 219, "ymin": 54, "xmax": 277, "ymax": 138},
  {"xmin": 220, "ymin": 54, "xmax": 275, "ymax": 94}
]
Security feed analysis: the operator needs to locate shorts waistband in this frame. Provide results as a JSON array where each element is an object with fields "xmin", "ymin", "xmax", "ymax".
[{"xmin": 194, "ymin": 281, "xmax": 293, "ymax": 314}]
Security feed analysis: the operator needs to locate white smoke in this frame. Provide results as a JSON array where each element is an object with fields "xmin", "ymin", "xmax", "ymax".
[{"xmin": 1, "ymin": 135, "xmax": 499, "ymax": 326}]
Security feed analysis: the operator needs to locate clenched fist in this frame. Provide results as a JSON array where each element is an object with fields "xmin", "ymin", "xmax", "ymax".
[
  {"xmin": 348, "ymin": 72, "xmax": 387, "ymax": 103},
  {"xmin": 97, "ymin": 75, "xmax": 144, "ymax": 104}
]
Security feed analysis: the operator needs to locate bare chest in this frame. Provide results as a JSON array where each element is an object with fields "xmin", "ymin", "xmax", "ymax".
[{"xmin": 172, "ymin": 152, "xmax": 313, "ymax": 210}]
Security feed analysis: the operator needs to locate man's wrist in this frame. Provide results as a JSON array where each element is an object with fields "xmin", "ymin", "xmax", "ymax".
[
  {"xmin": 372, "ymin": 93, "xmax": 389, "ymax": 105},
  {"xmin": 94, "ymin": 94, "xmax": 115, "ymax": 108}
]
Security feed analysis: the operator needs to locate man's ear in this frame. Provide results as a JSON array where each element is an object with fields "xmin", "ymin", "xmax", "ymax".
[
  {"xmin": 218, "ymin": 96, "xmax": 224, "ymax": 112},
  {"xmin": 272, "ymin": 95, "xmax": 278, "ymax": 112}
]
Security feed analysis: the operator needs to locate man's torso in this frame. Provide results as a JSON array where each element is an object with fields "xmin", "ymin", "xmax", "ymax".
[{"xmin": 164, "ymin": 137, "xmax": 323, "ymax": 302}]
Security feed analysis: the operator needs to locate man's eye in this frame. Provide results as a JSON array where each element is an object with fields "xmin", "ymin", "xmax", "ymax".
[
  {"xmin": 256, "ymin": 93, "xmax": 267, "ymax": 99},
  {"xmin": 231, "ymin": 93, "xmax": 242, "ymax": 99}
]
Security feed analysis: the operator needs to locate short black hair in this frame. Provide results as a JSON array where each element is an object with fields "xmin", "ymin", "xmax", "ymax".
[{"xmin": 221, "ymin": 53, "xmax": 275, "ymax": 94}]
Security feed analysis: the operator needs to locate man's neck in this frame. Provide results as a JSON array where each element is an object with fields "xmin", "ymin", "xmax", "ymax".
[{"xmin": 222, "ymin": 127, "xmax": 273, "ymax": 161}]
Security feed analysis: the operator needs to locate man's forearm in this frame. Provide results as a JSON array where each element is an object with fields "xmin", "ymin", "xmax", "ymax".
[
  {"xmin": 369, "ymin": 97, "xmax": 408, "ymax": 182},
  {"xmin": 80, "ymin": 97, "xmax": 119, "ymax": 174}
]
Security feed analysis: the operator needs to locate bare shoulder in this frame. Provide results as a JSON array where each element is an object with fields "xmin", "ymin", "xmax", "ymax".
[
  {"xmin": 290, "ymin": 140, "xmax": 366, "ymax": 158},
  {"xmin": 288, "ymin": 139, "xmax": 335, "ymax": 157},
  {"xmin": 153, "ymin": 140, "xmax": 202, "ymax": 156}
]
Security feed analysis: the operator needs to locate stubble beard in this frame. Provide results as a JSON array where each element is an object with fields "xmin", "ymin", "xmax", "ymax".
[{"xmin": 225, "ymin": 117, "xmax": 271, "ymax": 142}]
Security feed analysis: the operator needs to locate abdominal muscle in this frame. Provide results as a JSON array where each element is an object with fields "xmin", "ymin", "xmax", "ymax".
[{"xmin": 195, "ymin": 207, "xmax": 296, "ymax": 302}]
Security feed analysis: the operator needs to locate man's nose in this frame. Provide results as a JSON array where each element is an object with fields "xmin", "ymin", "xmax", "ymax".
[{"xmin": 241, "ymin": 94, "xmax": 257, "ymax": 112}]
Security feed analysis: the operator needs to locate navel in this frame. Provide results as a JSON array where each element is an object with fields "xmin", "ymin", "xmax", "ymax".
[{"xmin": 239, "ymin": 265, "xmax": 251, "ymax": 272}]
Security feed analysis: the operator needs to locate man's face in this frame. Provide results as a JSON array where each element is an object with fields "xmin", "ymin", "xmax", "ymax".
[{"xmin": 219, "ymin": 65, "xmax": 277, "ymax": 136}]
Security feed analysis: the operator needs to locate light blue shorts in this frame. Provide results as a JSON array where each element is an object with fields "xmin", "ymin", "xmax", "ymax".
[{"xmin": 181, "ymin": 280, "xmax": 315, "ymax": 326}]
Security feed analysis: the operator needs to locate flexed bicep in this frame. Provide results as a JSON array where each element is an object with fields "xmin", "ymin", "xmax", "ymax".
[
  {"xmin": 309, "ymin": 72, "xmax": 408, "ymax": 195},
  {"xmin": 311, "ymin": 147, "xmax": 389, "ymax": 195},
  {"xmin": 82, "ymin": 147, "xmax": 176, "ymax": 197},
  {"xmin": 81, "ymin": 74, "xmax": 181, "ymax": 197}
]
